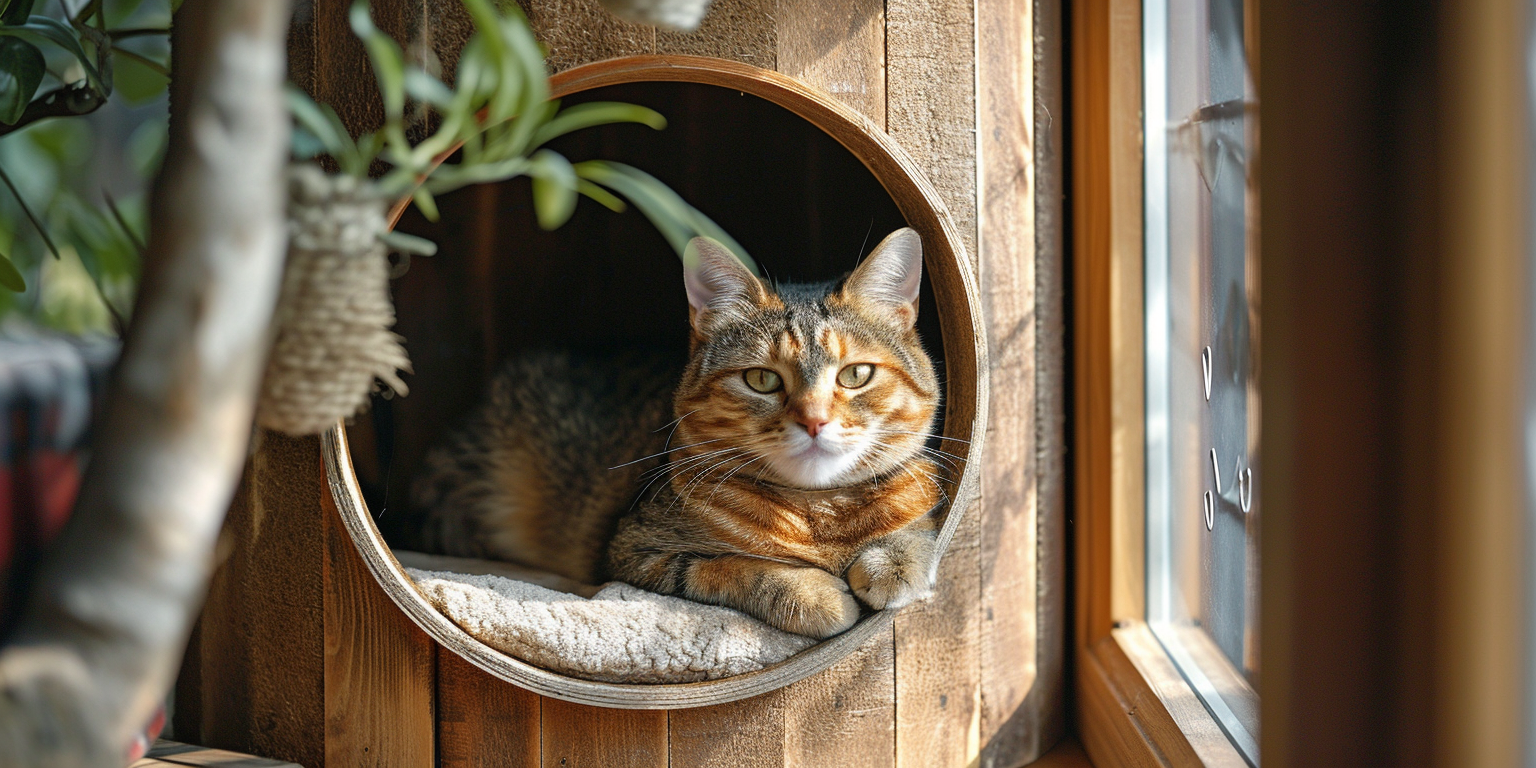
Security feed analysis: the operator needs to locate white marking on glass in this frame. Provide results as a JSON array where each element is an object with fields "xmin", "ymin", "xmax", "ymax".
[
  {"xmin": 1201, "ymin": 346, "xmax": 1213, "ymax": 400},
  {"xmin": 1240, "ymin": 466, "xmax": 1252, "ymax": 513}
]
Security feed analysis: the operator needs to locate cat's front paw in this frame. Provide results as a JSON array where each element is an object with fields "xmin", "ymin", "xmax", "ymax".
[
  {"xmin": 847, "ymin": 541, "xmax": 936, "ymax": 611},
  {"xmin": 763, "ymin": 567, "xmax": 860, "ymax": 639}
]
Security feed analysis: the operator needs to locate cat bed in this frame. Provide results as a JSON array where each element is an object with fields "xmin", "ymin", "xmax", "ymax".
[{"xmin": 394, "ymin": 551, "xmax": 815, "ymax": 684}]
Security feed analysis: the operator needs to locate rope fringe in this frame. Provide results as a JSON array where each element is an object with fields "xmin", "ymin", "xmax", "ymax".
[{"xmin": 257, "ymin": 164, "xmax": 412, "ymax": 436}]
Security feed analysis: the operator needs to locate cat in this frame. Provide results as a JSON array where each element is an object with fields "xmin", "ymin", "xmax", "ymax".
[{"xmin": 413, "ymin": 228, "xmax": 946, "ymax": 639}]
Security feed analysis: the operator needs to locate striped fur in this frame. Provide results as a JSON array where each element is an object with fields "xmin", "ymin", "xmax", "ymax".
[{"xmin": 414, "ymin": 229, "xmax": 946, "ymax": 638}]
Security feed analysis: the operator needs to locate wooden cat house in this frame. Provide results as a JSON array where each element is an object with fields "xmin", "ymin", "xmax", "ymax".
[{"xmin": 174, "ymin": 1, "xmax": 1062, "ymax": 766}]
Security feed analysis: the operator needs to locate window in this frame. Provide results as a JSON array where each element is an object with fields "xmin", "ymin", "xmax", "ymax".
[
  {"xmin": 1073, "ymin": 0, "xmax": 1255, "ymax": 764},
  {"xmin": 1144, "ymin": 0, "xmax": 1259, "ymax": 761}
]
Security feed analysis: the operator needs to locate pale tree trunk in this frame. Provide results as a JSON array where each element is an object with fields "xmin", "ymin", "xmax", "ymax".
[{"xmin": 0, "ymin": 0, "xmax": 293, "ymax": 765}]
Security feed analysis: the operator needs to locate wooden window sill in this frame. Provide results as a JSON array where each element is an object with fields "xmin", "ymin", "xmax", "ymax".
[{"xmin": 1079, "ymin": 623, "xmax": 1247, "ymax": 768}]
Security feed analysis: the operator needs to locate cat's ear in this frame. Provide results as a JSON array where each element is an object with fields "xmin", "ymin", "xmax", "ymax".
[
  {"xmin": 683, "ymin": 237, "xmax": 766, "ymax": 330},
  {"xmin": 843, "ymin": 227, "xmax": 923, "ymax": 330}
]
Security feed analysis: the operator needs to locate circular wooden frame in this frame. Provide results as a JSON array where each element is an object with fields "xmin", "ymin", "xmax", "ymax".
[{"xmin": 322, "ymin": 54, "xmax": 989, "ymax": 709}]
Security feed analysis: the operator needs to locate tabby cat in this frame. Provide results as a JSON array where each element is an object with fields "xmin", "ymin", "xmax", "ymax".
[{"xmin": 413, "ymin": 228, "xmax": 946, "ymax": 639}]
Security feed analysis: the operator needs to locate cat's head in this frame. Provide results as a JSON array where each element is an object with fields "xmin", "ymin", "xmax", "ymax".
[{"xmin": 671, "ymin": 228, "xmax": 940, "ymax": 490}]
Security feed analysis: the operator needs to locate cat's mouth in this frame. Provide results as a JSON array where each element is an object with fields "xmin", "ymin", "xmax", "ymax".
[{"xmin": 760, "ymin": 432, "xmax": 871, "ymax": 489}]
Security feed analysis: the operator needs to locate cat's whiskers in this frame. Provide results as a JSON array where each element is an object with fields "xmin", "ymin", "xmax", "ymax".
[
  {"xmin": 657, "ymin": 409, "xmax": 699, "ymax": 451},
  {"xmin": 913, "ymin": 448, "xmax": 961, "ymax": 472},
  {"xmin": 704, "ymin": 455, "xmax": 767, "ymax": 507},
  {"xmin": 640, "ymin": 446, "xmax": 745, "ymax": 481},
  {"xmin": 671, "ymin": 451, "xmax": 756, "ymax": 512},
  {"xmin": 866, "ymin": 433, "xmax": 958, "ymax": 466},
  {"xmin": 610, "ymin": 437, "xmax": 727, "ymax": 471},
  {"xmin": 863, "ymin": 435, "xmax": 957, "ymax": 471},
  {"xmin": 628, "ymin": 447, "xmax": 747, "ymax": 510},
  {"xmin": 868, "ymin": 428, "xmax": 972, "ymax": 445},
  {"xmin": 898, "ymin": 462, "xmax": 947, "ymax": 493},
  {"xmin": 867, "ymin": 428, "xmax": 966, "ymax": 450}
]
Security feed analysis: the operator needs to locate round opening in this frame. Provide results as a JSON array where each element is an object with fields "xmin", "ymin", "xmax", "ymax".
[{"xmin": 322, "ymin": 55, "xmax": 987, "ymax": 709}]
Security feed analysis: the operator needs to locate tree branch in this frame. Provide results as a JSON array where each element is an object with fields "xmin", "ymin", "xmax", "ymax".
[
  {"xmin": 0, "ymin": 0, "xmax": 294, "ymax": 763},
  {"xmin": 0, "ymin": 82, "xmax": 107, "ymax": 139}
]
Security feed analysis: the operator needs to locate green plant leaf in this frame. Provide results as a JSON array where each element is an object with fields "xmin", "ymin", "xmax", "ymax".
[
  {"xmin": 291, "ymin": 126, "xmax": 326, "ymax": 160},
  {"xmin": 377, "ymin": 230, "xmax": 438, "ymax": 256},
  {"xmin": 423, "ymin": 156, "xmax": 529, "ymax": 194},
  {"xmin": 349, "ymin": 0, "xmax": 405, "ymax": 120},
  {"xmin": 106, "ymin": 0, "xmax": 147, "ymax": 27},
  {"xmin": 531, "ymin": 102, "xmax": 666, "ymax": 148},
  {"xmin": 0, "ymin": 251, "xmax": 25, "ymax": 291},
  {"xmin": 0, "ymin": 0, "xmax": 31, "ymax": 26},
  {"xmin": 574, "ymin": 160, "xmax": 757, "ymax": 274},
  {"xmin": 403, "ymin": 67, "xmax": 452, "ymax": 107},
  {"xmin": 486, "ymin": 98, "xmax": 554, "ymax": 161},
  {"xmin": 461, "ymin": 0, "xmax": 519, "ymax": 122},
  {"xmin": 0, "ymin": 18, "xmax": 105, "ymax": 93},
  {"xmin": 527, "ymin": 149, "xmax": 576, "ymax": 230},
  {"xmin": 0, "ymin": 37, "xmax": 44, "ymax": 124},
  {"xmin": 110, "ymin": 44, "xmax": 167, "ymax": 104},
  {"xmin": 412, "ymin": 186, "xmax": 439, "ymax": 222},
  {"xmin": 409, "ymin": 37, "xmax": 486, "ymax": 164},
  {"xmin": 576, "ymin": 179, "xmax": 625, "ymax": 212},
  {"xmin": 0, "ymin": 161, "xmax": 60, "ymax": 261},
  {"xmin": 576, "ymin": 162, "xmax": 691, "ymax": 254},
  {"xmin": 126, "ymin": 115, "xmax": 167, "ymax": 179},
  {"xmin": 285, "ymin": 86, "xmax": 360, "ymax": 171}
]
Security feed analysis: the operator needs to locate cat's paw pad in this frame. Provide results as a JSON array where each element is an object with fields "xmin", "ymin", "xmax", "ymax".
[
  {"xmin": 765, "ymin": 567, "xmax": 860, "ymax": 639},
  {"xmin": 847, "ymin": 546, "xmax": 935, "ymax": 611}
]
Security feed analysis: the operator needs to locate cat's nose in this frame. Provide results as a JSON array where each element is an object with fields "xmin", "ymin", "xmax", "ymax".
[
  {"xmin": 796, "ymin": 415, "xmax": 830, "ymax": 437},
  {"xmin": 791, "ymin": 402, "xmax": 831, "ymax": 437}
]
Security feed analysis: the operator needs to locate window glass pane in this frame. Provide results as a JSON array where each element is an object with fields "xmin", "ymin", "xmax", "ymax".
[{"xmin": 1145, "ymin": 0, "xmax": 1259, "ymax": 761}]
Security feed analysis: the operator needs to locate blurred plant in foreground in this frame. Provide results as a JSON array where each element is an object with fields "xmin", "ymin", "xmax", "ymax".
[
  {"xmin": 291, "ymin": 0, "xmax": 753, "ymax": 270},
  {"xmin": 0, "ymin": 0, "xmax": 171, "ymax": 335}
]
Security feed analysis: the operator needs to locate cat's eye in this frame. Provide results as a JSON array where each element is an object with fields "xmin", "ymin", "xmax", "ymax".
[
  {"xmin": 743, "ymin": 368, "xmax": 783, "ymax": 393},
  {"xmin": 837, "ymin": 363, "xmax": 875, "ymax": 388}
]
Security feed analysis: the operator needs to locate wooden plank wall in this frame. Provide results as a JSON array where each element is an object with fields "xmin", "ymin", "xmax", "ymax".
[{"xmin": 184, "ymin": 0, "xmax": 1062, "ymax": 765}]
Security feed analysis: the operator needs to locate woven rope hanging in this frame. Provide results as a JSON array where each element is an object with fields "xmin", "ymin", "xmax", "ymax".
[{"xmin": 257, "ymin": 165, "xmax": 412, "ymax": 436}]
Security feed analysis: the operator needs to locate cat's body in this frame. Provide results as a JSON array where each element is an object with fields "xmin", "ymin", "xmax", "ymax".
[
  {"xmin": 414, "ymin": 229, "xmax": 946, "ymax": 638},
  {"xmin": 414, "ymin": 348, "xmax": 681, "ymax": 583}
]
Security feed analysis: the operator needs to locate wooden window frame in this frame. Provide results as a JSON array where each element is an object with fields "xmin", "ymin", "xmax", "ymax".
[{"xmin": 1071, "ymin": 0, "xmax": 1249, "ymax": 765}]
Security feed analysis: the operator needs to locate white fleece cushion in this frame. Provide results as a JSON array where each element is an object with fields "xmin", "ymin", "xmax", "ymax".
[{"xmin": 407, "ymin": 567, "xmax": 816, "ymax": 684}]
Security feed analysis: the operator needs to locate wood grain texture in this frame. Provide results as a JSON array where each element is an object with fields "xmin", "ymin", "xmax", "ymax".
[
  {"xmin": 668, "ymin": 690, "xmax": 787, "ymax": 767},
  {"xmin": 885, "ymin": 0, "xmax": 983, "ymax": 765},
  {"xmin": 655, "ymin": 0, "xmax": 775, "ymax": 69},
  {"xmin": 438, "ymin": 647, "xmax": 542, "ymax": 768},
  {"xmin": 137, "ymin": 740, "xmax": 301, "ymax": 768},
  {"xmin": 1025, "ymin": 0, "xmax": 1070, "ymax": 759},
  {"xmin": 894, "ymin": 556, "xmax": 980, "ymax": 768},
  {"xmin": 775, "ymin": 0, "xmax": 885, "ymax": 125},
  {"xmin": 323, "ymin": 486, "xmax": 436, "ymax": 766},
  {"xmin": 782, "ymin": 625, "xmax": 897, "ymax": 767},
  {"xmin": 975, "ymin": 0, "xmax": 1053, "ymax": 763},
  {"xmin": 541, "ymin": 699, "xmax": 668, "ymax": 767},
  {"xmin": 517, "ymin": 0, "xmax": 656, "ymax": 73},
  {"xmin": 1072, "ymin": 0, "xmax": 1144, "ymax": 663},
  {"xmin": 1078, "ymin": 640, "xmax": 1164, "ymax": 768},
  {"xmin": 1028, "ymin": 738, "xmax": 1094, "ymax": 768},
  {"xmin": 179, "ymin": 435, "xmax": 326, "ymax": 768},
  {"xmin": 886, "ymin": 0, "xmax": 978, "ymax": 258},
  {"xmin": 1096, "ymin": 627, "xmax": 1247, "ymax": 768}
]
